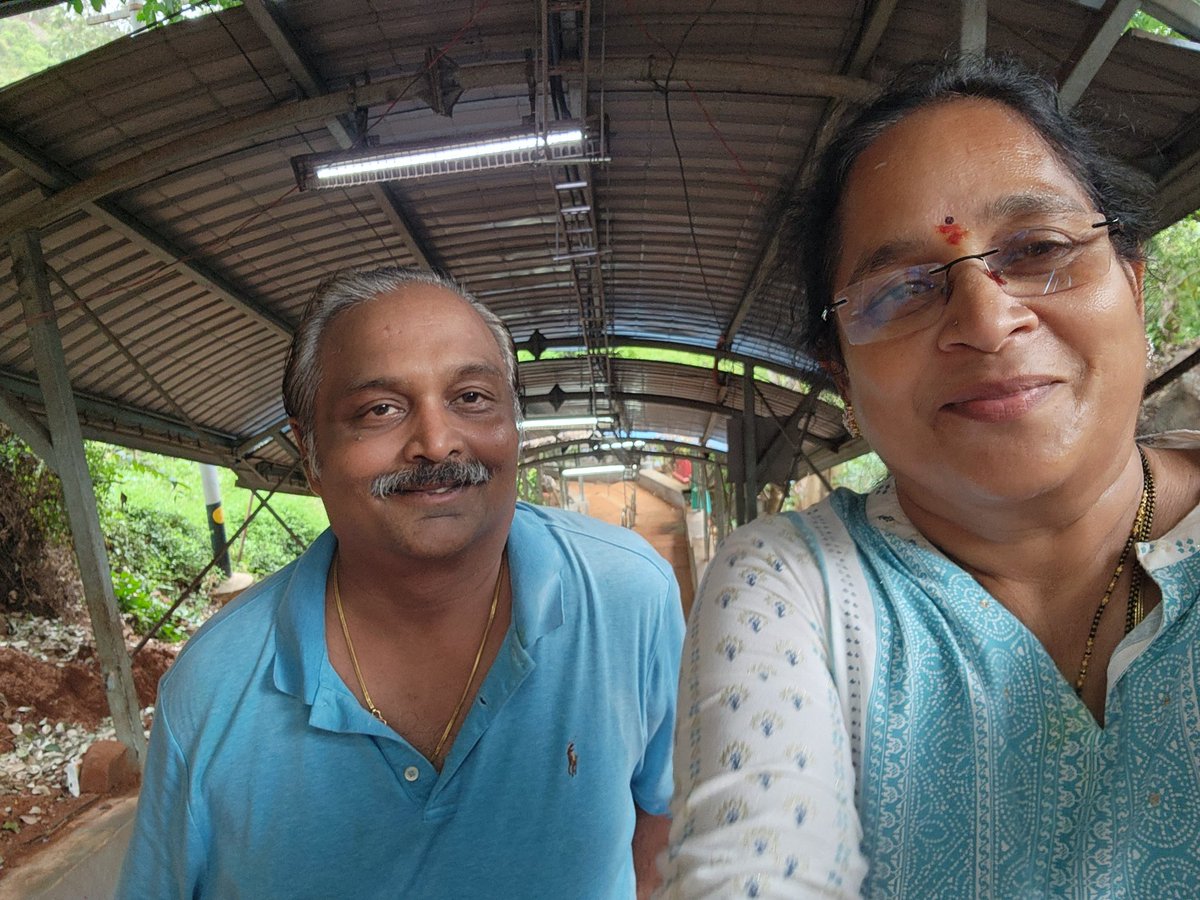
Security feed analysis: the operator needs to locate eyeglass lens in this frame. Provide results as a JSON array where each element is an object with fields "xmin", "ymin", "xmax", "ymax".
[{"xmin": 832, "ymin": 220, "xmax": 1116, "ymax": 345}]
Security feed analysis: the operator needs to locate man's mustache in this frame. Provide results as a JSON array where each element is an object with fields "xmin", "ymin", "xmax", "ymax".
[{"xmin": 369, "ymin": 458, "xmax": 491, "ymax": 498}]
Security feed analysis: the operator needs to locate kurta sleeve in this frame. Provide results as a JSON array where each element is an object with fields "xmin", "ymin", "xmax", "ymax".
[
  {"xmin": 116, "ymin": 701, "xmax": 206, "ymax": 899},
  {"xmin": 658, "ymin": 515, "xmax": 867, "ymax": 898}
]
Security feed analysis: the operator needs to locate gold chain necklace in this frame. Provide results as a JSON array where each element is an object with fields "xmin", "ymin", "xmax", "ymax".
[
  {"xmin": 1074, "ymin": 448, "xmax": 1155, "ymax": 697},
  {"xmin": 1124, "ymin": 450, "xmax": 1156, "ymax": 635},
  {"xmin": 430, "ymin": 556, "xmax": 503, "ymax": 765},
  {"xmin": 331, "ymin": 554, "xmax": 504, "ymax": 765}
]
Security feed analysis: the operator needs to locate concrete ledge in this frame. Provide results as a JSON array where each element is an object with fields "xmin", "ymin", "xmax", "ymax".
[
  {"xmin": 0, "ymin": 794, "xmax": 137, "ymax": 900},
  {"xmin": 636, "ymin": 469, "xmax": 688, "ymax": 509}
]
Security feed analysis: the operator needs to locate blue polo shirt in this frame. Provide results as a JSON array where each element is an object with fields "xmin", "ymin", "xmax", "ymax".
[{"xmin": 117, "ymin": 502, "xmax": 683, "ymax": 899}]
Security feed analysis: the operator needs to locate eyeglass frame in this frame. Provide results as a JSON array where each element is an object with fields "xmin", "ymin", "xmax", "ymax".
[{"xmin": 821, "ymin": 216, "xmax": 1122, "ymax": 343}]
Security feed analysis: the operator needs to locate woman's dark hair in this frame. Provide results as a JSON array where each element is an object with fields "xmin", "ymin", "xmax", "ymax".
[{"xmin": 782, "ymin": 53, "xmax": 1157, "ymax": 366}]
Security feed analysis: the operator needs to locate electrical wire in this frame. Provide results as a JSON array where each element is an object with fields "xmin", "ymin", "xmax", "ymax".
[
  {"xmin": 624, "ymin": 0, "xmax": 768, "ymax": 373},
  {"xmin": 649, "ymin": 0, "xmax": 723, "ymax": 333},
  {"xmin": 683, "ymin": 79, "xmax": 765, "ymax": 202}
]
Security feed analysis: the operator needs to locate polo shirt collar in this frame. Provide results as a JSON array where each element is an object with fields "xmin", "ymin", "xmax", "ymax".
[
  {"xmin": 271, "ymin": 503, "xmax": 566, "ymax": 712},
  {"xmin": 506, "ymin": 502, "xmax": 566, "ymax": 649},
  {"xmin": 271, "ymin": 529, "xmax": 336, "ymax": 704}
]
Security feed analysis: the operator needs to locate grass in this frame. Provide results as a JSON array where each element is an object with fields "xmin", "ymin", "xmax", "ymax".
[{"xmin": 92, "ymin": 443, "xmax": 328, "ymax": 578}]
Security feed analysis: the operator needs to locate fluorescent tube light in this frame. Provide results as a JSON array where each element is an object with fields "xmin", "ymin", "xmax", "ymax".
[
  {"xmin": 315, "ymin": 129, "xmax": 582, "ymax": 180},
  {"xmin": 293, "ymin": 123, "xmax": 601, "ymax": 189},
  {"xmin": 562, "ymin": 464, "xmax": 628, "ymax": 478},
  {"xmin": 523, "ymin": 415, "xmax": 612, "ymax": 430}
]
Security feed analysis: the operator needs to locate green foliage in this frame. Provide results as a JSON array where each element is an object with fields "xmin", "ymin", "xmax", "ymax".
[
  {"xmin": 232, "ymin": 508, "xmax": 320, "ymax": 576},
  {"xmin": 65, "ymin": 0, "xmax": 241, "ymax": 27},
  {"xmin": 0, "ymin": 426, "xmax": 82, "ymax": 616},
  {"xmin": 1127, "ymin": 11, "xmax": 1186, "ymax": 39},
  {"xmin": 1, "ymin": 2, "xmax": 244, "ymax": 91},
  {"xmin": 0, "ymin": 429, "xmax": 68, "ymax": 543},
  {"xmin": 0, "ymin": 6, "xmax": 123, "ymax": 89},
  {"xmin": 1146, "ymin": 213, "xmax": 1200, "ymax": 358},
  {"xmin": 829, "ymin": 452, "xmax": 889, "ymax": 493},
  {"xmin": 110, "ymin": 569, "xmax": 184, "ymax": 641},
  {"xmin": 103, "ymin": 503, "xmax": 211, "ymax": 590},
  {"xmin": 95, "ymin": 446, "xmax": 327, "ymax": 578},
  {"xmin": 1, "ymin": 422, "xmax": 325, "ymax": 633}
]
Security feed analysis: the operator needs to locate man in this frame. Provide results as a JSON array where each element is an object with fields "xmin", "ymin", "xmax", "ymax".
[{"xmin": 118, "ymin": 267, "xmax": 684, "ymax": 898}]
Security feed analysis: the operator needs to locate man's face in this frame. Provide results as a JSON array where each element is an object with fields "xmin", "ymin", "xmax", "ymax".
[{"xmin": 301, "ymin": 284, "xmax": 519, "ymax": 565}]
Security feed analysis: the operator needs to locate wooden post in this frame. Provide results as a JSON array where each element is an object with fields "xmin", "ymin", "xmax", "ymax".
[
  {"xmin": 742, "ymin": 370, "xmax": 758, "ymax": 522},
  {"xmin": 9, "ymin": 230, "xmax": 146, "ymax": 765},
  {"xmin": 960, "ymin": 0, "xmax": 987, "ymax": 54}
]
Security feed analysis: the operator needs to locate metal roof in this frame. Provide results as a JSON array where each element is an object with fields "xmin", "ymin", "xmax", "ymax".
[{"xmin": 2, "ymin": 0, "xmax": 1199, "ymax": 492}]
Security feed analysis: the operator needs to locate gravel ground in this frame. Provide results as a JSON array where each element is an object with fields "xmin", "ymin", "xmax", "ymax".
[{"xmin": 0, "ymin": 613, "xmax": 173, "ymax": 874}]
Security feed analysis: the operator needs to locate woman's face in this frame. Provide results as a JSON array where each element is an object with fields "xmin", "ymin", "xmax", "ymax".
[{"xmin": 832, "ymin": 99, "xmax": 1146, "ymax": 508}]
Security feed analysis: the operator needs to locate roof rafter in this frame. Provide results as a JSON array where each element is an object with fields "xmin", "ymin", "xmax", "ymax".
[
  {"xmin": 0, "ymin": 384, "xmax": 56, "ymax": 467},
  {"xmin": 521, "ymin": 437, "xmax": 724, "ymax": 465},
  {"xmin": 522, "ymin": 333, "xmax": 822, "ymax": 383},
  {"xmin": 0, "ymin": 368, "xmax": 240, "ymax": 463},
  {"xmin": 0, "ymin": 59, "xmax": 873, "ymax": 241},
  {"xmin": 1057, "ymin": 0, "xmax": 1142, "ymax": 109},
  {"xmin": 0, "ymin": 127, "xmax": 294, "ymax": 337},
  {"xmin": 1156, "ymin": 129, "xmax": 1200, "ymax": 226},
  {"xmin": 524, "ymin": 388, "xmax": 841, "ymax": 451},
  {"xmin": 241, "ymin": 0, "xmax": 438, "ymax": 271},
  {"xmin": 716, "ymin": 0, "xmax": 895, "ymax": 350},
  {"xmin": 698, "ymin": 0, "xmax": 897, "ymax": 445}
]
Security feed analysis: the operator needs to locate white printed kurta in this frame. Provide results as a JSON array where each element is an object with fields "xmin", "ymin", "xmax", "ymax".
[{"xmin": 662, "ymin": 435, "xmax": 1200, "ymax": 899}]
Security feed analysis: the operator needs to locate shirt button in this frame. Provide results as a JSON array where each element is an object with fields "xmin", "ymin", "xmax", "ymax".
[{"xmin": 404, "ymin": 766, "xmax": 420, "ymax": 782}]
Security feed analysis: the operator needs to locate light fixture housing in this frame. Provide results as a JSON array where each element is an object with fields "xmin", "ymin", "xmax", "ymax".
[{"xmin": 293, "ymin": 122, "xmax": 603, "ymax": 189}]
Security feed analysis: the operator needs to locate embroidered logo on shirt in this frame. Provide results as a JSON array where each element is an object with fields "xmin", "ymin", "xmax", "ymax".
[{"xmin": 567, "ymin": 741, "xmax": 578, "ymax": 777}]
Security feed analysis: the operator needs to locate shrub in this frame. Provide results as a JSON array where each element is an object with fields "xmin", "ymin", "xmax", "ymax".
[
  {"xmin": 234, "ymin": 510, "xmax": 321, "ymax": 576},
  {"xmin": 110, "ymin": 569, "xmax": 185, "ymax": 642},
  {"xmin": 0, "ymin": 426, "xmax": 82, "ymax": 618},
  {"xmin": 102, "ymin": 504, "xmax": 211, "ymax": 592}
]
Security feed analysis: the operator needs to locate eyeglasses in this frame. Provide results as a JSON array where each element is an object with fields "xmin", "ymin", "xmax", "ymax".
[{"xmin": 825, "ymin": 217, "xmax": 1120, "ymax": 345}]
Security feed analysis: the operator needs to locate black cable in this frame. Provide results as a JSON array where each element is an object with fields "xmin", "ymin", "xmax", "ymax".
[{"xmin": 660, "ymin": 0, "xmax": 722, "ymax": 330}]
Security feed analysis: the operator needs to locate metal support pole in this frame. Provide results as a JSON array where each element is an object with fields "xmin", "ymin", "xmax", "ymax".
[
  {"xmin": 199, "ymin": 463, "xmax": 232, "ymax": 577},
  {"xmin": 9, "ymin": 230, "xmax": 146, "ymax": 764},
  {"xmin": 711, "ymin": 458, "xmax": 730, "ymax": 542},
  {"xmin": 742, "ymin": 369, "xmax": 758, "ymax": 522},
  {"xmin": 728, "ymin": 416, "xmax": 744, "ymax": 523}
]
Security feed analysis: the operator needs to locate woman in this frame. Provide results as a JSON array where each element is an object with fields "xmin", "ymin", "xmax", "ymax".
[{"xmin": 661, "ymin": 56, "xmax": 1200, "ymax": 898}]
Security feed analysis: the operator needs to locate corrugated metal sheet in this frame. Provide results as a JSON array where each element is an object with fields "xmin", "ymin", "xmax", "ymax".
[{"xmin": 1, "ymin": 0, "xmax": 1197, "ymax": 490}]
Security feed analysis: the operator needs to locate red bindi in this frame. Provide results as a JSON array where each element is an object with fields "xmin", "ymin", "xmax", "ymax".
[{"xmin": 935, "ymin": 221, "xmax": 967, "ymax": 245}]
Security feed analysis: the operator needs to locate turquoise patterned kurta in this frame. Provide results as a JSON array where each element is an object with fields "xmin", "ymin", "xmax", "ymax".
[{"xmin": 662, "ymin": 440, "xmax": 1200, "ymax": 899}]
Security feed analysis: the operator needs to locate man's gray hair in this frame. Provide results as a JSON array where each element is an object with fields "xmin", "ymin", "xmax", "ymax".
[{"xmin": 282, "ymin": 266, "xmax": 520, "ymax": 474}]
